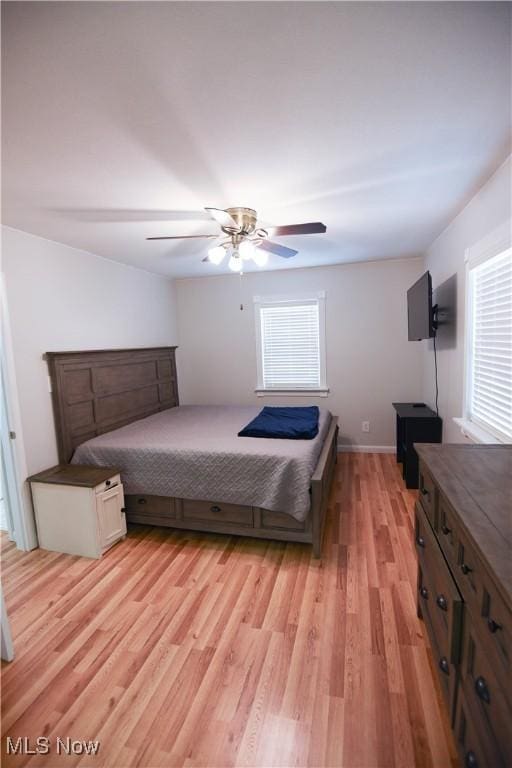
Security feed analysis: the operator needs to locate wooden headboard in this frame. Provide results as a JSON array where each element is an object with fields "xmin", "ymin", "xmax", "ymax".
[{"xmin": 45, "ymin": 347, "xmax": 179, "ymax": 463}]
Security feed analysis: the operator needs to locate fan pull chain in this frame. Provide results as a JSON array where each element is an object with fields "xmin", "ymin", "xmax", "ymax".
[{"xmin": 239, "ymin": 270, "xmax": 244, "ymax": 311}]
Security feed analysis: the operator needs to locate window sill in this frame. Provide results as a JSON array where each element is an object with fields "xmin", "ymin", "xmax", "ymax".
[
  {"xmin": 452, "ymin": 417, "xmax": 508, "ymax": 444},
  {"xmin": 255, "ymin": 388, "xmax": 330, "ymax": 398}
]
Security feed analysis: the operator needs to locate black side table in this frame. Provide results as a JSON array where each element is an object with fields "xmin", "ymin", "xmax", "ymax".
[{"xmin": 392, "ymin": 403, "xmax": 442, "ymax": 488}]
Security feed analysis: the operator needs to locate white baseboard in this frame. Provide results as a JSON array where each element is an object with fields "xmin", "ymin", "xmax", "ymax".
[{"xmin": 337, "ymin": 444, "xmax": 396, "ymax": 454}]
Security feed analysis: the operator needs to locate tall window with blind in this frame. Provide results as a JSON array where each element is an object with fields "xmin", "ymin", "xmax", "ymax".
[
  {"xmin": 254, "ymin": 293, "xmax": 327, "ymax": 393},
  {"xmin": 466, "ymin": 247, "xmax": 512, "ymax": 441}
]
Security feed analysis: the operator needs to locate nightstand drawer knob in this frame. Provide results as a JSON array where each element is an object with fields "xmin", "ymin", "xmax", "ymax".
[
  {"xmin": 436, "ymin": 594, "xmax": 448, "ymax": 611},
  {"xmin": 474, "ymin": 677, "xmax": 490, "ymax": 703},
  {"xmin": 461, "ymin": 563, "xmax": 472, "ymax": 575},
  {"xmin": 210, "ymin": 505, "xmax": 221, "ymax": 513},
  {"xmin": 441, "ymin": 524, "xmax": 451, "ymax": 535},
  {"xmin": 416, "ymin": 536, "xmax": 425, "ymax": 548},
  {"xmin": 420, "ymin": 488, "xmax": 430, "ymax": 499},
  {"xmin": 465, "ymin": 751, "xmax": 478, "ymax": 768},
  {"xmin": 439, "ymin": 657, "xmax": 449, "ymax": 675},
  {"xmin": 420, "ymin": 586, "xmax": 429, "ymax": 600},
  {"xmin": 138, "ymin": 498, "xmax": 147, "ymax": 505},
  {"xmin": 105, "ymin": 479, "xmax": 111, "ymax": 486}
]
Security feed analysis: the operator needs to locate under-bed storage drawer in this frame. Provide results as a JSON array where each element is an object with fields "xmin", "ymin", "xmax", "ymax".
[
  {"xmin": 182, "ymin": 499, "xmax": 253, "ymax": 527},
  {"xmin": 124, "ymin": 494, "xmax": 176, "ymax": 525},
  {"xmin": 261, "ymin": 509, "xmax": 305, "ymax": 531}
]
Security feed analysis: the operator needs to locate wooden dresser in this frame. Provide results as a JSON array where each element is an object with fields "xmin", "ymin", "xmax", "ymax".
[{"xmin": 414, "ymin": 444, "xmax": 511, "ymax": 768}]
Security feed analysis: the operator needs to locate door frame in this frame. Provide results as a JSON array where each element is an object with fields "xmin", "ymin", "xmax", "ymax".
[
  {"xmin": 1, "ymin": 272, "xmax": 38, "ymax": 550},
  {"xmin": 0, "ymin": 587, "xmax": 14, "ymax": 662}
]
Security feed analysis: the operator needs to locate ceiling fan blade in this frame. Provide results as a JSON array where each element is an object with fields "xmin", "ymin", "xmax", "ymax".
[
  {"xmin": 205, "ymin": 207, "xmax": 240, "ymax": 230},
  {"xmin": 146, "ymin": 234, "xmax": 218, "ymax": 241},
  {"xmin": 257, "ymin": 240, "xmax": 298, "ymax": 259},
  {"xmin": 268, "ymin": 222, "xmax": 327, "ymax": 237}
]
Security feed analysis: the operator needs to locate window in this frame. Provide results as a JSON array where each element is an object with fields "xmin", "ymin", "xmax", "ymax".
[
  {"xmin": 254, "ymin": 292, "xmax": 327, "ymax": 394},
  {"xmin": 465, "ymin": 245, "xmax": 512, "ymax": 442}
]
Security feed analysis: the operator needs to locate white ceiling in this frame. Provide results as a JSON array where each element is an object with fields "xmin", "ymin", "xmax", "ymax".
[{"xmin": 2, "ymin": 1, "xmax": 511, "ymax": 278}]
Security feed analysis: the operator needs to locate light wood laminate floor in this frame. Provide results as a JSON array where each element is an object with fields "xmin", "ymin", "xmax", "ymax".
[{"xmin": 1, "ymin": 454, "xmax": 457, "ymax": 767}]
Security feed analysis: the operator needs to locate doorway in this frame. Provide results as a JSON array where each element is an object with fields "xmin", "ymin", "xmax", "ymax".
[{"xmin": 1, "ymin": 367, "xmax": 18, "ymax": 543}]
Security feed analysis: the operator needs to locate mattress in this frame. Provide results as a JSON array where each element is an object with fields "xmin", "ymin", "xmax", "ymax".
[{"xmin": 72, "ymin": 405, "xmax": 332, "ymax": 521}]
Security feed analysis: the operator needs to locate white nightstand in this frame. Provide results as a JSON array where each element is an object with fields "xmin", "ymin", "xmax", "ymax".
[{"xmin": 28, "ymin": 465, "xmax": 127, "ymax": 558}]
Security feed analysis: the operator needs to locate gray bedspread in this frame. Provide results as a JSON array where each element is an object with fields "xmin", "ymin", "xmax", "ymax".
[{"xmin": 72, "ymin": 405, "xmax": 332, "ymax": 521}]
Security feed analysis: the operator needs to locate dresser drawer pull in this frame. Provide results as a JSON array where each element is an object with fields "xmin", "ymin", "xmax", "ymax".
[
  {"xmin": 210, "ymin": 505, "xmax": 222, "ymax": 513},
  {"xmin": 137, "ymin": 498, "xmax": 147, "ymax": 505},
  {"xmin": 420, "ymin": 586, "xmax": 429, "ymax": 600},
  {"xmin": 487, "ymin": 618, "xmax": 502, "ymax": 634},
  {"xmin": 416, "ymin": 536, "xmax": 426, "ymax": 548},
  {"xmin": 420, "ymin": 487, "xmax": 430, "ymax": 501},
  {"xmin": 461, "ymin": 563, "xmax": 472, "ymax": 575},
  {"xmin": 441, "ymin": 524, "xmax": 451, "ymax": 535},
  {"xmin": 439, "ymin": 657, "xmax": 449, "ymax": 675},
  {"xmin": 474, "ymin": 677, "xmax": 490, "ymax": 704},
  {"xmin": 436, "ymin": 594, "xmax": 448, "ymax": 611},
  {"xmin": 465, "ymin": 751, "xmax": 478, "ymax": 768}
]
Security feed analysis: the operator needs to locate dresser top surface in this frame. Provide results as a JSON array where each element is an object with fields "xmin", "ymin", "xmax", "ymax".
[{"xmin": 416, "ymin": 443, "xmax": 512, "ymax": 601}]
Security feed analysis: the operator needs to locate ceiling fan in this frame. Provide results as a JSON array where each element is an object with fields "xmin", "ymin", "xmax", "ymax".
[{"xmin": 147, "ymin": 207, "xmax": 327, "ymax": 271}]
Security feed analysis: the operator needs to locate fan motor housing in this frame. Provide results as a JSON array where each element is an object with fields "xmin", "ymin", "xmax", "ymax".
[{"xmin": 223, "ymin": 207, "xmax": 257, "ymax": 236}]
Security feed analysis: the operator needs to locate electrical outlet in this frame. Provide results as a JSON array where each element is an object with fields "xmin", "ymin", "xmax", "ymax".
[{"xmin": 362, "ymin": 421, "xmax": 370, "ymax": 433}]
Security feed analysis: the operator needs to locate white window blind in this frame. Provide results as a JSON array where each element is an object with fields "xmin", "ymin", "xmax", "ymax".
[
  {"xmin": 468, "ymin": 247, "xmax": 512, "ymax": 441},
  {"xmin": 254, "ymin": 293, "xmax": 327, "ymax": 392}
]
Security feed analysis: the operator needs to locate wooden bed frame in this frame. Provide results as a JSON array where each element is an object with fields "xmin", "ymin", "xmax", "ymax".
[{"xmin": 45, "ymin": 347, "xmax": 338, "ymax": 557}]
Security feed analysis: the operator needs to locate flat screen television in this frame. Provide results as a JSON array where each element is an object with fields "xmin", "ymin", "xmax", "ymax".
[{"xmin": 407, "ymin": 271, "xmax": 435, "ymax": 341}]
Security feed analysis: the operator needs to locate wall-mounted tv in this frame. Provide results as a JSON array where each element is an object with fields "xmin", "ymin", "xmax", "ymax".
[{"xmin": 407, "ymin": 271, "xmax": 436, "ymax": 341}]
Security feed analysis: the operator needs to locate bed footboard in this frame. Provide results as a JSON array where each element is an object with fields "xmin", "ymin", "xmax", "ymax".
[{"xmin": 311, "ymin": 415, "xmax": 338, "ymax": 557}]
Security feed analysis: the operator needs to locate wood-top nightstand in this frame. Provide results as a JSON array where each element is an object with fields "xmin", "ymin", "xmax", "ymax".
[{"xmin": 28, "ymin": 465, "xmax": 127, "ymax": 558}]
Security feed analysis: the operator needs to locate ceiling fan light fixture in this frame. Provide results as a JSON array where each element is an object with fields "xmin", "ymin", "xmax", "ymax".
[
  {"xmin": 252, "ymin": 248, "xmax": 268, "ymax": 267},
  {"xmin": 228, "ymin": 251, "xmax": 242, "ymax": 272},
  {"xmin": 146, "ymin": 204, "xmax": 327, "ymax": 267},
  {"xmin": 239, "ymin": 240, "xmax": 255, "ymax": 261},
  {"xmin": 207, "ymin": 244, "xmax": 226, "ymax": 265}
]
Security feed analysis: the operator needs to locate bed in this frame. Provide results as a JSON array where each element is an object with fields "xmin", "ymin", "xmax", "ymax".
[{"xmin": 45, "ymin": 347, "xmax": 338, "ymax": 556}]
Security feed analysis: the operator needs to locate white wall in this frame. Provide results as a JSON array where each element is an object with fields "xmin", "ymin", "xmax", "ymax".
[
  {"xmin": 1, "ymin": 226, "xmax": 177, "ymax": 475},
  {"xmin": 422, "ymin": 155, "xmax": 511, "ymax": 442},
  {"xmin": 176, "ymin": 258, "xmax": 425, "ymax": 449}
]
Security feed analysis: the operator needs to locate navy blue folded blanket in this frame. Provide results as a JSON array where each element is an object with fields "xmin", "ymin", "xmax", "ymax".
[{"xmin": 238, "ymin": 406, "xmax": 320, "ymax": 440}]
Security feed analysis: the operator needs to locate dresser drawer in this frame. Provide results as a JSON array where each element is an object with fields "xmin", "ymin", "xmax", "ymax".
[
  {"xmin": 418, "ymin": 462, "xmax": 437, "ymax": 527},
  {"xmin": 454, "ymin": 681, "xmax": 506, "ymax": 768},
  {"xmin": 437, "ymin": 494, "xmax": 459, "ymax": 575},
  {"xmin": 415, "ymin": 503, "xmax": 464, "ymax": 661},
  {"xmin": 480, "ymin": 581, "xmax": 511, "ymax": 676},
  {"xmin": 460, "ymin": 616, "xmax": 512, "ymax": 761},
  {"xmin": 418, "ymin": 565, "xmax": 458, "ymax": 718},
  {"xmin": 183, "ymin": 499, "xmax": 253, "ymax": 527},
  {"xmin": 457, "ymin": 532, "xmax": 511, "ymax": 679},
  {"xmin": 455, "ymin": 526, "xmax": 482, "ymax": 613}
]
